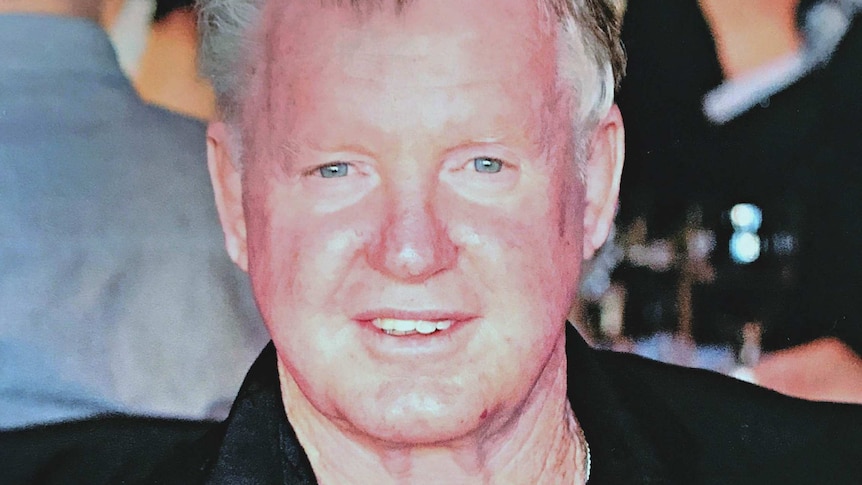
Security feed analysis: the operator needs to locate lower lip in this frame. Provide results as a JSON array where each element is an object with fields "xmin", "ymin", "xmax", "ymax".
[{"xmin": 356, "ymin": 318, "xmax": 479, "ymax": 358}]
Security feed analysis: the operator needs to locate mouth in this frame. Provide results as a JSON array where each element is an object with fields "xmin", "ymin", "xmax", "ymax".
[
  {"xmin": 353, "ymin": 310, "xmax": 480, "ymax": 357},
  {"xmin": 353, "ymin": 309, "xmax": 477, "ymax": 339},
  {"xmin": 371, "ymin": 318, "xmax": 455, "ymax": 336}
]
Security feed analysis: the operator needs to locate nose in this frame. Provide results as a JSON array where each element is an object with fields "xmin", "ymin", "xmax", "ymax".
[{"xmin": 367, "ymin": 184, "xmax": 458, "ymax": 283}]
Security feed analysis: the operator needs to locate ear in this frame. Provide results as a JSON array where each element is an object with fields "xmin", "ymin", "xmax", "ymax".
[
  {"xmin": 207, "ymin": 121, "xmax": 249, "ymax": 272},
  {"xmin": 582, "ymin": 104, "xmax": 624, "ymax": 260}
]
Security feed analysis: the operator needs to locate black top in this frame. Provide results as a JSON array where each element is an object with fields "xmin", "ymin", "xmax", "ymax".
[{"xmin": 4, "ymin": 325, "xmax": 862, "ymax": 484}]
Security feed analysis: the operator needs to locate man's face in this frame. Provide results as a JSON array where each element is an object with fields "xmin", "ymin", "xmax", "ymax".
[{"xmin": 210, "ymin": 0, "xmax": 621, "ymax": 445}]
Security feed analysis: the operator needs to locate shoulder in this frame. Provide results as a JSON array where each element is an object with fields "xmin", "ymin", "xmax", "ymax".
[
  {"xmin": 0, "ymin": 416, "xmax": 218, "ymax": 485},
  {"xmin": 138, "ymin": 103, "xmax": 207, "ymax": 137},
  {"xmin": 122, "ymin": 102, "xmax": 208, "ymax": 160},
  {"xmin": 592, "ymin": 348, "xmax": 862, "ymax": 483},
  {"xmin": 101, "ymin": 101, "xmax": 219, "ymax": 229},
  {"xmin": 135, "ymin": 104, "xmax": 211, "ymax": 180}
]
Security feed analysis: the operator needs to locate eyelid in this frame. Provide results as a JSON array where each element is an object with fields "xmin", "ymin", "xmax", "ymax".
[
  {"xmin": 455, "ymin": 155, "xmax": 515, "ymax": 172},
  {"xmin": 303, "ymin": 160, "xmax": 357, "ymax": 177},
  {"xmin": 442, "ymin": 142, "xmax": 521, "ymax": 169},
  {"xmin": 472, "ymin": 157, "xmax": 502, "ymax": 174}
]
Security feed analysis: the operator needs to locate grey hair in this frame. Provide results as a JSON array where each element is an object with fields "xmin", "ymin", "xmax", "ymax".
[
  {"xmin": 197, "ymin": 0, "xmax": 262, "ymax": 123},
  {"xmin": 197, "ymin": 0, "xmax": 625, "ymax": 139}
]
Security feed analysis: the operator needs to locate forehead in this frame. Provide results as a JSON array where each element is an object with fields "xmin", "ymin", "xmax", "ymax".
[
  {"xmin": 246, "ymin": 0, "xmax": 568, "ymax": 152},
  {"xmin": 263, "ymin": 0, "xmax": 553, "ymax": 56}
]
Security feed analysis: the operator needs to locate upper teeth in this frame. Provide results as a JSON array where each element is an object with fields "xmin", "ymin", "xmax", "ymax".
[{"xmin": 372, "ymin": 318, "xmax": 453, "ymax": 336}]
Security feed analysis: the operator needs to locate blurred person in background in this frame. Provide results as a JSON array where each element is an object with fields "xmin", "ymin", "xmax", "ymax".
[
  {"xmin": 614, "ymin": 0, "xmax": 862, "ymax": 402},
  {"xmin": 0, "ymin": 0, "xmax": 268, "ymax": 428},
  {"xmin": 749, "ymin": 10, "xmax": 862, "ymax": 403}
]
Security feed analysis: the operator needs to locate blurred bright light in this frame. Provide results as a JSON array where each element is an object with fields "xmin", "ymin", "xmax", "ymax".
[
  {"xmin": 730, "ymin": 232, "xmax": 761, "ymax": 264},
  {"xmin": 730, "ymin": 203, "xmax": 763, "ymax": 232}
]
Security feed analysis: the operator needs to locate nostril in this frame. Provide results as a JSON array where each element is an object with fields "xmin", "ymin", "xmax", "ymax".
[
  {"xmin": 369, "ymin": 227, "xmax": 457, "ymax": 281},
  {"xmin": 366, "ymin": 196, "xmax": 458, "ymax": 281}
]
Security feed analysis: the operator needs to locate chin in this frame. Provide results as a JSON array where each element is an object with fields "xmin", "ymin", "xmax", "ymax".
[
  {"xmin": 360, "ymin": 412, "xmax": 488, "ymax": 447},
  {"xmin": 345, "ymin": 386, "xmax": 492, "ymax": 446}
]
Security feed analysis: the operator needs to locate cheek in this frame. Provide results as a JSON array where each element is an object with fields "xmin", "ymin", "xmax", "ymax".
[
  {"xmin": 449, "ymin": 191, "xmax": 579, "ymax": 309},
  {"xmin": 548, "ymin": 180, "xmax": 585, "ymax": 307},
  {"xmin": 556, "ymin": 177, "xmax": 586, "ymax": 264},
  {"xmin": 244, "ymin": 213, "xmax": 301, "ymax": 322},
  {"xmin": 244, "ymin": 183, "xmax": 376, "ymax": 317}
]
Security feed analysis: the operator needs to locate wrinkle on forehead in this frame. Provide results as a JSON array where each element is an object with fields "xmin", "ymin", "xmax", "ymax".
[
  {"xmin": 236, "ymin": 0, "xmax": 571, "ymax": 135},
  {"xmin": 245, "ymin": 0, "xmax": 573, "ymax": 167},
  {"xmin": 256, "ymin": 0, "xmax": 558, "ymax": 87}
]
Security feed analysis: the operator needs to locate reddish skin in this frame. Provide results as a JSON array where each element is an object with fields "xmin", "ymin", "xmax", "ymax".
[
  {"xmin": 208, "ymin": 0, "xmax": 623, "ymax": 481},
  {"xmin": 754, "ymin": 337, "xmax": 862, "ymax": 404}
]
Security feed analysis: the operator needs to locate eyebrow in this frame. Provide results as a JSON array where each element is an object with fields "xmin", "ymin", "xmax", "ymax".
[
  {"xmin": 279, "ymin": 139, "xmax": 301, "ymax": 159},
  {"xmin": 276, "ymin": 127, "xmax": 555, "ymax": 171},
  {"xmin": 271, "ymin": 139, "xmax": 302, "ymax": 176},
  {"xmin": 272, "ymin": 86, "xmax": 564, "ymax": 165},
  {"xmin": 320, "ymin": 0, "xmax": 415, "ymax": 16}
]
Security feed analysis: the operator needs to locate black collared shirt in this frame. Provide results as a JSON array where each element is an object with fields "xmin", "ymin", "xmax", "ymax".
[
  {"xmin": 4, "ymin": 325, "xmax": 862, "ymax": 484},
  {"xmin": 149, "ymin": 325, "xmax": 862, "ymax": 484}
]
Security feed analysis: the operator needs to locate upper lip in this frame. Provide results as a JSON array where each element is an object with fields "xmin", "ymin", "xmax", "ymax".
[{"xmin": 352, "ymin": 308, "xmax": 479, "ymax": 322}]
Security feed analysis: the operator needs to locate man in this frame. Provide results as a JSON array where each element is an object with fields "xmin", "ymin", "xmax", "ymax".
[
  {"xmin": 3, "ymin": 0, "xmax": 862, "ymax": 483},
  {"xmin": 0, "ymin": 0, "xmax": 268, "ymax": 427}
]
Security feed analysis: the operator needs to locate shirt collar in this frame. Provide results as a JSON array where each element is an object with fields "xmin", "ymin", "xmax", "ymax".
[{"xmin": 565, "ymin": 325, "xmax": 685, "ymax": 484}]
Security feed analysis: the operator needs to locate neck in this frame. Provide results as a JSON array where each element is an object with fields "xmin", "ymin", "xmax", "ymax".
[
  {"xmin": 0, "ymin": 0, "xmax": 102, "ymax": 21},
  {"xmin": 754, "ymin": 337, "xmax": 862, "ymax": 404},
  {"xmin": 134, "ymin": 9, "xmax": 215, "ymax": 120},
  {"xmin": 277, "ymin": 341, "xmax": 588, "ymax": 484},
  {"xmin": 698, "ymin": 0, "xmax": 802, "ymax": 79}
]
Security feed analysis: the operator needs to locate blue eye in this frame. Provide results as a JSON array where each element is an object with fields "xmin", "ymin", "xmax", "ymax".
[
  {"xmin": 473, "ymin": 157, "xmax": 503, "ymax": 174},
  {"xmin": 319, "ymin": 162, "xmax": 349, "ymax": 178}
]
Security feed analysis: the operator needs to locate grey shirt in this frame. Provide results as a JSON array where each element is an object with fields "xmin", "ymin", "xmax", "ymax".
[{"xmin": 0, "ymin": 14, "xmax": 269, "ymax": 428}]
